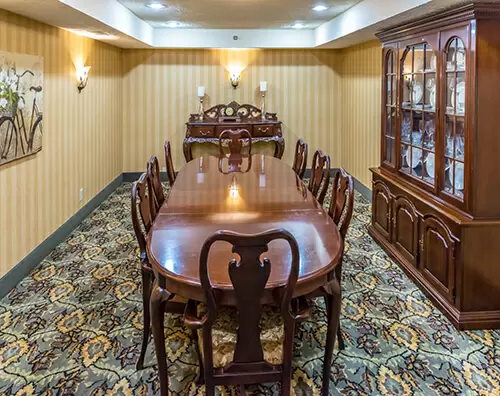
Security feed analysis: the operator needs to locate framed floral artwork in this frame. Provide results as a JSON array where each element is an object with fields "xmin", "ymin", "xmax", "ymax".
[{"xmin": 0, "ymin": 51, "xmax": 43, "ymax": 166}]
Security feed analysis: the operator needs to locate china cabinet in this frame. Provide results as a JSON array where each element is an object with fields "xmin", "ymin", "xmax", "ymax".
[{"xmin": 370, "ymin": 3, "xmax": 500, "ymax": 329}]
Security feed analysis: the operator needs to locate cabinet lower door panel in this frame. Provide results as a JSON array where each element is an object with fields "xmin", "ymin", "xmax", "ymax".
[
  {"xmin": 420, "ymin": 215, "xmax": 457, "ymax": 303},
  {"xmin": 372, "ymin": 181, "xmax": 392, "ymax": 240},
  {"xmin": 393, "ymin": 196, "xmax": 419, "ymax": 266}
]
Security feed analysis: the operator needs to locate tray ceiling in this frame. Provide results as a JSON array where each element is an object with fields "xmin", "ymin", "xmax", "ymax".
[{"xmin": 117, "ymin": 0, "xmax": 362, "ymax": 29}]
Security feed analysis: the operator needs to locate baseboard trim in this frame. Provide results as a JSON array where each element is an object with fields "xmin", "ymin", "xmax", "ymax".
[
  {"xmin": 303, "ymin": 168, "xmax": 372, "ymax": 203},
  {"xmin": 0, "ymin": 174, "xmax": 123, "ymax": 299}
]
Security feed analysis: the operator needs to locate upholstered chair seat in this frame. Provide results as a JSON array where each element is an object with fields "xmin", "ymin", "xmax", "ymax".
[{"xmin": 197, "ymin": 304, "xmax": 284, "ymax": 368}]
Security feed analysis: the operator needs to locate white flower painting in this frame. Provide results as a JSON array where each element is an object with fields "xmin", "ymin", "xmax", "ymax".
[{"xmin": 0, "ymin": 51, "xmax": 43, "ymax": 166}]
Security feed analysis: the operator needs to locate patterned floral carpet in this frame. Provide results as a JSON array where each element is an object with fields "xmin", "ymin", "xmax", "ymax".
[{"xmin": 0, "ymin": 182, "xmax": 499, "ymax": 395}]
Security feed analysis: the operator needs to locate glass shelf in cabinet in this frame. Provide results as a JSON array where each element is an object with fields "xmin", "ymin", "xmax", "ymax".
[
  {"xmin": 445, "ymin": 108, "xmax": 465, "ymax": 116},
  {"xmin": 402, "ymin": 71, "xmax": 437, "ymax": 75}
]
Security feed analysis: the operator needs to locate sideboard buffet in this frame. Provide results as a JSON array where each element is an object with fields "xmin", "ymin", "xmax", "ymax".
[
  {"xmin": 370, "ymin": 3, "xmax": 500, "ymax": 329},
  {"xmin": 184, "ymin": 102, "xmax": 284, "ymax": 162}
]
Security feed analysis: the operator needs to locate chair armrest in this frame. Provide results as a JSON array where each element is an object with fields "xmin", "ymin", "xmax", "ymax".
[{"xmin": 183, "ymin": 299, "xmax": 207, "ymax": 329}]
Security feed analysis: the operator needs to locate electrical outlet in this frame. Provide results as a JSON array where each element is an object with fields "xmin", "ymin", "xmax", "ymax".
[{"xmin": 79, "ymin": 188, "xmax": 84, "ymax": 202}]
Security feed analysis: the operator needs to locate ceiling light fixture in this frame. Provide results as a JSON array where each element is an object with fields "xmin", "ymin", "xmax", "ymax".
[
  {"xmin": 164, "ymin": 21, "xmax": 182, "ymax": 28},
  {"xmin": 312, "ymin": 5, "xmax": 329, "ymax": 11},
  {"xmin": 291, "ymin": 22, "xmax": 305, "ymax": 29},
  {"xmin": 146, "ymin": 2, "xmax": 166, "ymax": 10}
]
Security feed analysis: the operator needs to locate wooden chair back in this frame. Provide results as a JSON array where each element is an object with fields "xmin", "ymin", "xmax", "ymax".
[
  {"xmin": 292, "ymin": 139, "xmax": 308, "ymax": 180},
  {"xmin": 147, "ymin": 156, "xmax": 165, "ymax": 219},
  {"xmin": 164, "ymin": 140, "xmax": 176, "ymax": 186},
  {"xmin": 131, "ymin": 173, "xmax": 152, "ymax": 262},
  {"xmin": 218, "ymin": 129, "xmax": 252, "ymax": 157},
  {"xmin": 308, "ymin": 150, "xmax": 331, "ymax": 205},
  {"xmin": 198, "ymin": 229, "xmax": 302, "ymax": 392},
  {"xmin": 328, "ymin": 168, "xmax": 355, "ymax": 240}
]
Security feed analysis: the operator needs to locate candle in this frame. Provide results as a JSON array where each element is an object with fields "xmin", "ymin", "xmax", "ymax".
[
  {"xmin": 260, "ymin": 81, "xmax": 267, "ymax": 92},
  {"xmin": 198, "ymin": 86, "xmax": 205, "ymax": 97}
]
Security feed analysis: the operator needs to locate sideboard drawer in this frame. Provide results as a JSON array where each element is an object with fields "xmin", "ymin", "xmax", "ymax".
[
  {"xmin": 253, "ymin": 125, "xmax": 274, "ymax": 137},
  {"xmin": 190, "ymin": 126, "xmax": 215, "ymax": 138}
]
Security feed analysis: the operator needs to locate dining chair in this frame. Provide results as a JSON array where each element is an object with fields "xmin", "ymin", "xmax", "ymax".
[
  {"xmin": 164, "ymin": 140, "xmax": 176, "ymax": 187},
  {"xmin": 308, "ymin": 149, "xmax": 331, "ymax": 205},
  {"xmin": 218, "ymin": 129, "xmax": 252, "ymax": 157},
  {"xmin": 130, "ymin": 173, "xmax": 185, "ymax": 370},
  {"xmin": 184, "ymin": 229, "xmax": 310, "ymax": 396},
  {"xmin": 147, "ymin": 156, "xmax": 165, "ymax": 219},
  {"xmin": 305, "ymin": 168, "xmax": 354, "ymax": 395},
  {"xmin": 292, "ymin": 139, "xmax": 308, "ymax": 180}
]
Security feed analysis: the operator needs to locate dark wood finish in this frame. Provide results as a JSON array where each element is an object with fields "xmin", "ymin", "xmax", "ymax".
[
  {"xmin": 328, "ymin": 169, "xmax": 355, "ymax": 241},
  {"xmin": 147, "ymin": 155, "xmax": 343, "ymax": 305},
  {"xmin": 372, "ymin": 181, "xmax": 392, "ymax": 240},
  {"xmin": 146, "ymin": 156, "xmax": 165, "ymax": 219},
  {"xmin": 218, "ymin": 129, "xmax": 253, "ymax": 174},
  {"xmin": 305, "ymin": 169, "xmax": 354, "ymax": 395},
  {"xmin": 147, "ymin": 155, "xmax": 343, "ymax": 394},
  {"xmin": 218, "ymin": 129, "xmax": 252, "ymax": 156},
  {"xmin": 130, "ymin": 174, "xmax": 185, "ymax": 371},
  {"xmin": 392, "ymin": 196, "xmax": 419, "ymax": 267},
  {"xmin": 185, "ymin": 229, "xmax": 308, "ymax": 395},
  {"xmin": 164, "ymin": 140, "xmax": 176, "ymax": 187},
  {"xmin": 308, "ymin": 150, "xmax": 331, "ymax": 205},
  {"xmin": 292, "ymin": 139, "xmax": 308, "ymax": 180},
  {"xmin": 184, "ymin": 102, "xmax": 284, "ymax": 162},
  {"xmin": 372, "ymin": 3, "xmax": 500, "ymax": 329}
]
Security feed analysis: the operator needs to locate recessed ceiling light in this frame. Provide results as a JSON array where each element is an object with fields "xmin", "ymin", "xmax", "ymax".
[
  {"xmin": 312, "ymin": 5, "xmax": 329, "ymax": 11},
  {"xmin": 164, "ymin": 21, "xmax": 182, "ymax": 28},
  {"xmin": 291, "ymin": 22, "xmax": 305, "ymax": 29},
  {"xmin": 146, "ymin": 3, "xmax": 165, "ymax": 10}
]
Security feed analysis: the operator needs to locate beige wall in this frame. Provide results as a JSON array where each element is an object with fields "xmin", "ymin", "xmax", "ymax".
[
  {"xmin": 122, "ymin": 49, "xmax": 342, "ymax": 171},
  {"xmin": 0, "ymin": 9, "xmax": 382, "ymax": 278},
  {"xmin": 339, "ymin": 41, "xmax": 382, "ymax": 187},
  {"xmin": 121, "ymin": 45, "xmax": 382, "ymax": 186},
  {"xmin": 0, "ymin": 11, "xmax": 123, "ymax": 277}
]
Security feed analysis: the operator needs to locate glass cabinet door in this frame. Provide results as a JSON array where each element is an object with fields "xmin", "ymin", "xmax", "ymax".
[
  {"xmin": 443, "ymin": 37, "xmax": 466, "ymax": 200},
  {"xmin": 399, "ymin": 43, "xmax": 437, "ymax": 187},
  {"xmin": 383, "ymin": 50, "xmax": 397, "ymax": 167}
]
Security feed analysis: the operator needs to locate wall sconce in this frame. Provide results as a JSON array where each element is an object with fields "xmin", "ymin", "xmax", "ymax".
[
  {"xmin": 76, "ymin": 66, "xmax": 91, "ymax": 93},
  {"xmin": 228, "ymin": 67, "xmax": 242, "ymax": 89},
  {"xmin": 230, "ymin": 72, "xmax": 240, "ymax": 89}
]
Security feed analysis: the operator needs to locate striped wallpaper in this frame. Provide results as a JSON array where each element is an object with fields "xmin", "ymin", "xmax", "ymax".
[
  {"xmin": 339, "ymin": 41, "xmax": 382, "ymax": 187},
  {"xmin": 0, "ymin": 10, "xmax": 123, "ymax": 277},
  {"xmin": 0, "ymin": 9, "xmax": 382, "ymax": 279},
  {"xmin": 122, "ymin": 49, "xmax": 342, "ymax": 171}
]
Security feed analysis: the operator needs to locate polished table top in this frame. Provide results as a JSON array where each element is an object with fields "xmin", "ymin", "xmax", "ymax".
[{"xmin": 147, "ymin": 155, "xmax": 342, "ymax": 298}]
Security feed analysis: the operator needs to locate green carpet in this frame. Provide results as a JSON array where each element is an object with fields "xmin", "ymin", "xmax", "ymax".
[{"xmin": 0, "ymin": 182, "xmax": 498, "ymax": 395}]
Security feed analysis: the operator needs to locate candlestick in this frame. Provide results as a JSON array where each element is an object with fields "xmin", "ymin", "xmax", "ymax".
[
  {"xmin": 260, "ymin": 81, "xmax": 267, "ymax": 92},
  {"xmin": 261, "ymin": 91, "xmax": 266, "ymax": 121},
  {"xmin": 197, "ymin": 86, "xmax": 205, "ymax": 97},
  {"xmin": 198, "ymin": 97, "xmax": 204, "ymax": 121}
]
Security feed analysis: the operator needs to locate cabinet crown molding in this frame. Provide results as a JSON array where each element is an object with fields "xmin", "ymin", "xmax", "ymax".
[{"xmin": 376, "ymin": 2, "xmax": 500, "ymax": 43}]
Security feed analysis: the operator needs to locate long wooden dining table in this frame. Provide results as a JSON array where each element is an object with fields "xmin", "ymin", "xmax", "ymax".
[{"xmin": 146, "ymin": 154, "xmax": 343, "ymax": 394}]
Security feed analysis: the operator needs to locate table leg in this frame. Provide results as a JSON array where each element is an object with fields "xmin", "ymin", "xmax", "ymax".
[
  {"xmin": 322, "ymin": 281, "xmax": 341, "ymax": 396},
  {"xmin": 150, "ymin": 276, "xmax": 171, "ymax": 396}
]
